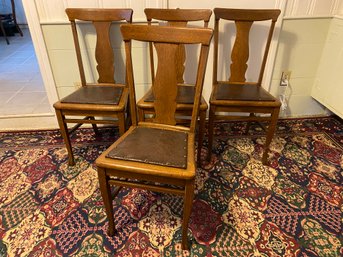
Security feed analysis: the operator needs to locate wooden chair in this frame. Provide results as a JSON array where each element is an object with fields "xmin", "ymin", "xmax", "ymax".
[
  {"xmin": 207, "ymin": 8, "xmax": 281, "ymax": 165},
  {"xmin": 0, "ymin": 0, "xmax": 23, "ymax": 44},
  {"xmin": 53, "ymin": 8, "xmax": 133, "ymax": 166},
  {"xmin": 137, "ymin": 8, "xmax": 212, "ymax": 166},
  {"xmin": 96, "ymin": 24, "xmax": 212, "ymax": 250}
]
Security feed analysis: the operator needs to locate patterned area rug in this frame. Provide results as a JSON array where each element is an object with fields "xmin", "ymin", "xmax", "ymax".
[{"xmin": 0, "ymin": 117, "xmax": 342, "ymax": 257}]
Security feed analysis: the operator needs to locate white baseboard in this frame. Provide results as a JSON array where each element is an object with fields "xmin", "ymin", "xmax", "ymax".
[{"xmin": 0, "ymin": 114, "xmax": 58, "ymax": 131}]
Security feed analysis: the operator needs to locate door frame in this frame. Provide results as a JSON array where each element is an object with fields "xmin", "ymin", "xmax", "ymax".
[{"xmin": 22, "ymin": 0, "xmax": 59, "ymax": 109}]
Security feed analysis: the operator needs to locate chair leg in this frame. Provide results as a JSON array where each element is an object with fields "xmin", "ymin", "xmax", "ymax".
[
  {"xmin": 89, "ymin": 117, "xmax": 100, "ymax": 135},
  {"xmin": 55, "ymin": 109, "xmax": 75, "ymax": 166},
  {"xmin": 98, "ymin": 168, "xmax": 115, "ymax": 236},
  {"xmin": 0, "ymin": 19, "xmax": 9, "ymax": 45},
  {"xmin": 14, "ymin": 21, "xmax": 22, "ymax": 37},
  {"xmin": 245, "ymin": 113, "xmax": 255, "ymax": 134},
  {"xmin": 138, "ymin": 108, "xmax": 145, "ymax": 122},
  {"xmin": 197, "ymin": 110, "xmax": 206, "ymax": 167},
  {"xmin": 182, "ymin": 180, "xmax": 195, "ymax": 250},
  {"xmin": 207, "ymin": 106, "xmax": 215, "ymax": 162},
  {"xmin": 125, "ymin": 99, "xmax": 132, "ymax": 129},
  {"xmin": 262, "ymin": 108, "xmax": 280, "ymax": 165},
  {"xmin": 118, "ymin": 112, "xmax": 126, "ymax": 136}
]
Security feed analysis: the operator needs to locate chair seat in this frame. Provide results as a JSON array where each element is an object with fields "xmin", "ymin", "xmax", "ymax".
[
  {"xmin": 107, "ymin": 126, "xmax": 188, "ymax": 169},
  {"xmin": 61, "ymin": 85, "xmax": 123, "ymax": 105},
  {"xmin": 214, "ymin": 83, "xmax": 276, "ymax": 101}
]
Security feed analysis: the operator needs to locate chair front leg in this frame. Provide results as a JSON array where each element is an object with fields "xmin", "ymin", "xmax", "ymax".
[
  {"xmin": 262, "ymin": 107, "xmax": 280, "ymax": 165},
  {"xmin": 55, "ymin": 109, "xmax": 75, "ymax": 166},
  {"xmin": 181, "ymin": 180, "xmax": 195, "ymax": 250},
  {"xmin": 98, "ymin": 168, "xmax": 115, "ymax": 236},
  {"xmin": 0, "ymin": 19, "xmax": 9, "ymax": 44}
]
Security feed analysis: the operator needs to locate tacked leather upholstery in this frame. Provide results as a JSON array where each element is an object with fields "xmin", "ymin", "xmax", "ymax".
[
  {"xmin": 107, "ymin": 126, "xmax": 188, "ymax": 168},
  {"xmin": 61, "ymin": 86, "xmax": 123, "ymax": 105}
]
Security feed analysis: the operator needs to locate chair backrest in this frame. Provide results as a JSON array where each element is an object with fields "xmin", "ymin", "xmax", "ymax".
[
  {"xmin": 121, "ymin": 24, "xmax": 213, "ymax": 132},
  {"xmin": 213, "ymin": 8, "xmax": 280, "ymax": 86},
  {"xmin": 65, "ymin": 8, "xmax": 133, "ymax": 86},
  {"xmin": 144, "ymin": 8, "xmax": 212, "ymax": 84}
]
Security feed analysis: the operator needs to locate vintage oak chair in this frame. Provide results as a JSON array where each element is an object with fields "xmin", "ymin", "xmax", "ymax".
[
  {"xmin": 96, "ymin": 24, "xmax": 212, "ymax": 250},
  {"xmin": 137, "ymin": 8, "xmax": 212, "ymax": 166},
  {"xmin": 207, "ymin": 8, "xmax": 281, "ymax": 165},
  {"xmin": 53, "ymin": 8, "xmax": 133, "ymax": 166}
]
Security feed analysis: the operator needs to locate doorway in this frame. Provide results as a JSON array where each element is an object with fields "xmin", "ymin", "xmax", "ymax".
[
  {"xmin": 0, "ymin": 28, "xmax": 51, "ymax": 116},
  {"xmin": 0, "ymin": 0, "xmax": 58, "ymax": 130}
]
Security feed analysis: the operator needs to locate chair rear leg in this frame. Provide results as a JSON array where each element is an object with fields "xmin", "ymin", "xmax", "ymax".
[
  {"xmin": 138, "ymin": 108, "xmax": 145, "ymax": 122},
  {"xmin": 182, "ymin": 180, "xmax": 195, "ymax": 250},
  {"xmin": 245, "ymin": 113, "xmax": 255, "ymax": 134},
  {"xmin": 125, "ymin": 99, "xmax": 132, "ymax": 129},
  {"xmin": 55, "ymin": 109, "xmax": 75, "ymax": 166},
  {"xmin": 98, "ymin": 168, "xmax": 115, "ymax": 236},
  {"xmin": 118, "ymin": 112, "xmax": 126, "ymax": 136},
  {"xmin": 89, "ymin": 116, "xmax": 100, "ymax": 135},
  {"xmin": 207, "ymin": 106, "xmax": 215, "ymax": 162},
  {"xmin": 262, "ymin": 107, "xmax": 280, "ymax": 165},
  {"xmin": 197, "ymin": 110, "xmax": 206, "ymax": 166}
]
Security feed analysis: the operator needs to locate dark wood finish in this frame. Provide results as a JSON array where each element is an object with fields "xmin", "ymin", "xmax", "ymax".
[
  {"xmin": 96, "ymin": 24, "xmax": 212, "ymax": 250},
  {"xmin": 207, "ymin": 8, "xmax": 281, "ymax": 165},
  {"xmin": 137, "ymin": 8, "xmax": 212, "ymax": 166},
  {"xmin": 0, "ymin": 0, "xmax": 22, "ymax": 44},
  {"xmin": 53, "ymin": 8, "xmax": 133, "ymax": 165}
]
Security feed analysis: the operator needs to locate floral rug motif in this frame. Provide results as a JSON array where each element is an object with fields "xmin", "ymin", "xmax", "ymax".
[{"xmin": 0, "ymin": 116, "xmax": 342, "ymax": 256}]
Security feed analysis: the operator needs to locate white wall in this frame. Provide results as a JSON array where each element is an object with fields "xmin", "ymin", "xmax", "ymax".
[
  {"xmin": 35, "ymin": 0, "xmax": 167, "ymax": 23},
  {"xmin": 270, "ymin": 18, "xmax": 331, "ymax": 117},
  {"xmin": 285, "ymin": 0, "xmax": 341, "ymax": 17},
  {"xmin": 21, "ymin": 0, "xmax": 343, "ymax": 130},
  {"xmin": 37, "ymin": 0, "xmax": 286, "ymax": 102}
]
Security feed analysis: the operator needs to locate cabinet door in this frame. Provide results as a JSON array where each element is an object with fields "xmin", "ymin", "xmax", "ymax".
[{"xmin": 312, "ymin": 17, "xmax": 343, "ymax": 119}]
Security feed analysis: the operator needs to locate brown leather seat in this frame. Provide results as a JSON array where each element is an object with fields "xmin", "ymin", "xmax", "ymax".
[
  {"xmin": 137, "ymin": 8, "xmax": 212, "ymax": 166},
  {"xmin": 96, "ymin": 24, "xmax": 212, "ymax": 250},
  {"xmin": 53, "ymin": 8, "xmax": 133, "ymax": 166},
  {"xmin": 207, "ymin": 8, "xmax": 281, "ymax": 165}
]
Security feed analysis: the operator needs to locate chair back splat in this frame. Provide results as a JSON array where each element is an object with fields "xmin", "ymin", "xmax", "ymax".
[
  {"xmin": 207, "ymin": 8, "xmax": 281, "ymax": 165},
  {"xmin": 96, "ymin": 24, "xmax": 212, "ymax": 250}
]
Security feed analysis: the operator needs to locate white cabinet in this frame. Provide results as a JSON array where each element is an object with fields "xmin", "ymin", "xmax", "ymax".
[{"xmin": 312, "ymin": 16, "xmax": 343, "ymax": 119}]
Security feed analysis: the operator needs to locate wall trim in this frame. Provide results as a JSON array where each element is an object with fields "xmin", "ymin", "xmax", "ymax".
[
  {"xmin": 283, "ymin": 15, "xmax": 333, "ymax": 20},
  {"xmin": 333, "ymin": 14, "xmax": 343, "ymax": 20}
]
